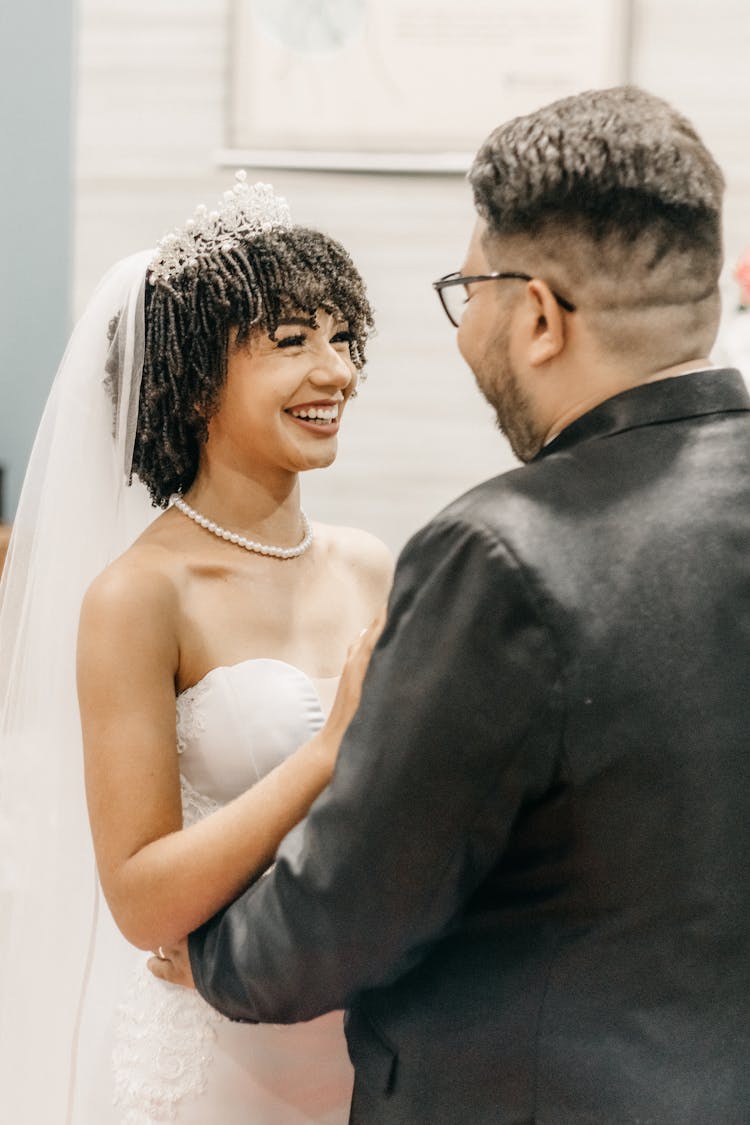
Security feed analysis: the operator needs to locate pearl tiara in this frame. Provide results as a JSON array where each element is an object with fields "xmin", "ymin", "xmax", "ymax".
[{"xmin": 148, "ymin": 171, "xmax": 293, "ymax": 284}]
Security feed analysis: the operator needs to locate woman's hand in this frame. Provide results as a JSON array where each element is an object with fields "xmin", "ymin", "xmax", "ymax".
[
  {"xmin": 148, "ymin": 939, "xmax": 195, "ymax": 989},
  {"xmin": 314, "ymin": 608, "xmax": 386, "ymax": 770}
]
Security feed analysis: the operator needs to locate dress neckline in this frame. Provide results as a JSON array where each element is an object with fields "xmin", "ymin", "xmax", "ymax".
[{"xmin": 177, "ymin": 656, "xmax": 339, "ymax": 699}]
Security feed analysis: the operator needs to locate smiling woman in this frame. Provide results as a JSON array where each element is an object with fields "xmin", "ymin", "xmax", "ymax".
[
  {"xmin": 202, "ymin": 306, "xmax": 358, "ymax": 487},
  {"xmin": 129, "ymin": 179, "xmax": 372, "ymax": 509},
  {"xmin": 0, "ymin": 175, "xmax": 392, "ymax": 1123}
]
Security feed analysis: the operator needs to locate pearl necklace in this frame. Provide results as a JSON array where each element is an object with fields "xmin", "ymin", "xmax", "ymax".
[{"xmin": 169, "ymin": 494, "xmax": 313, "ymax": 559}]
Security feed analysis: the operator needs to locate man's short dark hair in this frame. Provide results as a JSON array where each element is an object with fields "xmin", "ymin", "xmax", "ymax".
[{"xmin": 469, "ymin": 86, "xmax": 724, "ymax": 283}]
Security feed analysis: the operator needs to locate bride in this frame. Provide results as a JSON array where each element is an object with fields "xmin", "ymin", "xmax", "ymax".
[{"xmin": 0, "ymin": 175, "xmax": 392, "ymax": 1122}]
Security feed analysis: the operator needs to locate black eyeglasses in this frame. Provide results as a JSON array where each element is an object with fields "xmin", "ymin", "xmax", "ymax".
[{"xmin": 433, "ymin": 271, "xmax": 576, "ymax": 328}]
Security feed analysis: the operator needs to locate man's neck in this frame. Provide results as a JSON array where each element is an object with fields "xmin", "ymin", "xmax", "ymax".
[
  {"xmin": 543, "ymin": 358, "xmax": 716, "ymax": 447},
  {"xmin": 641, "ymin": 357, "xmax": 715, "ymax": 384}
]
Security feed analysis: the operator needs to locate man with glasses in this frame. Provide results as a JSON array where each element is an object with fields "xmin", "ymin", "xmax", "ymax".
[{"xmin": 164, "ymin": 87, "xmax": 750, "ymax": 1124}]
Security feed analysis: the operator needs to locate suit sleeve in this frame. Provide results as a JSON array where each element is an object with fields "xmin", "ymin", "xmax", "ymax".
[{"xmin": 188, "ymin": 511, "xmax": 562, "ymax": 1022}]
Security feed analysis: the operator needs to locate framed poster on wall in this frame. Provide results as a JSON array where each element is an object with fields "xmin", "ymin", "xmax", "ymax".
[{"xmin": 225, "ymin": 0, "xmax": 632, "ymax": 172}]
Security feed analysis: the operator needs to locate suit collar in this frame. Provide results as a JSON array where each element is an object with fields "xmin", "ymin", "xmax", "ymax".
[{"xmin": 536, "ymin": 368, "xmax": 750, "ymax": 460}]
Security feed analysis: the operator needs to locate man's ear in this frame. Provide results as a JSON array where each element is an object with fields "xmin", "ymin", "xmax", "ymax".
[{"xmin": 525, "ymin": 279, "xmax": 566, "ymax": 367}]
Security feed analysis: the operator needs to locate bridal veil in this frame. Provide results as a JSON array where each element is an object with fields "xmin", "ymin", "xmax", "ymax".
[{"xmin": 0, "ymin": 251, "xmax": 158, "ymax": 1120}]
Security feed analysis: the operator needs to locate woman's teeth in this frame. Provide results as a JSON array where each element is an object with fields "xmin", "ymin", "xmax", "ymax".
[{"xmin": 289, "ymin": 405, "xmax": 339, "ymax": 424}]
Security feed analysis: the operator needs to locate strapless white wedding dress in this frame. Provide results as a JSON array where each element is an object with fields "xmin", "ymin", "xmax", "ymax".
[{"xmin": 72, "ymin": 659, "xmax": 353, "ymax": 1124}]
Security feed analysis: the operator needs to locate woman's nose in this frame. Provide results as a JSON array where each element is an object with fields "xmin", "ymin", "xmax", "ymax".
[{"xmin": 310, "ymin": 345, "xmax": 354, "ymax": 387}]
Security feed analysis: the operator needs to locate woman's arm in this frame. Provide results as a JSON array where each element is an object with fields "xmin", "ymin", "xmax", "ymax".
[{"xmin": 77, "ymin": 559, "xmax": 377, "ymax": 953}]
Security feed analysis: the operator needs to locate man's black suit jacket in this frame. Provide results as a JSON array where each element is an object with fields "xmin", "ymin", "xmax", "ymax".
[{"xmin": 189, "ymin": 369, "xmax": 750, "ymax": 1124}]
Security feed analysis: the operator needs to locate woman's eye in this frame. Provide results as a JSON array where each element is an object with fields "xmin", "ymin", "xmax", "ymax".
[
  {"xmin": 331, "ymin": 330, "xmax": 353, "ymax": 346},
  {"xmin": 276, "ymin": 334, "xmax": 306, "ymax": 349}
]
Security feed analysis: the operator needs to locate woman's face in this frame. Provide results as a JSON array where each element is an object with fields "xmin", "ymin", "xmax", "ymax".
[{"xmin": 205, "ymin": 307, "xmax": 358, "ymax": 476}]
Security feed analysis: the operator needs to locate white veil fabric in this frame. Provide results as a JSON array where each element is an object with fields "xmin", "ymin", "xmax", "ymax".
[{"xmin": 0, "ymin": 251, "xmax": 159, "ymax": 1120}]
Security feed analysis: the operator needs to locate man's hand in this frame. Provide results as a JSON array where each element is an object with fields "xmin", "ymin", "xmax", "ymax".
[
  {"xmin": 147, "ymin": 939, "xmax": 196, "ymax": 989},
  {"xmin": 321, "ymin": 609, "xmax": 386, "ymax": 749}
]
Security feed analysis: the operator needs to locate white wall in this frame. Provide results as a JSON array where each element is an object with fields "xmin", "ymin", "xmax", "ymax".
[
  {"xmin": 631, "ymin": 0, "xmax": 750, "ymax": 334},
  {"xmin": 76, "ymin": 0, "xmax": 227, "ymax": 180},
  {"xmin": 74, "ymin": 0, "xmax": 750, "ymax": 552},
  {"xmin": 0, "ymin": 0, "xmax": 74, "ymax": 519}
]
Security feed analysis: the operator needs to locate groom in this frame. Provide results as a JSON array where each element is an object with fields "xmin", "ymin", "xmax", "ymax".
[{"xmin": 156, "ymin": 87, "xmax": 750, "ymax": 1122}]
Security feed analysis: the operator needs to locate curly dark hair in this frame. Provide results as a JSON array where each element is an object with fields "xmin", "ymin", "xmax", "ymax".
[
  {"xmin": 120, "ymin": 225, "xmax": 373, "ymax": 507},
  {"xmin": 469, "ymin": 85, "xmax": 724, "ymax": 272}
]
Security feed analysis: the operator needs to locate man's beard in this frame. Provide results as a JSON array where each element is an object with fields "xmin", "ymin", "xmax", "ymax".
[{"xmin": 477, "ymin": 334, "xmax": 543, "ymax": 462}]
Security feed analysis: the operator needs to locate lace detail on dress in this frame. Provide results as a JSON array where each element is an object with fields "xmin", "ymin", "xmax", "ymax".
[
  {"xmin": 112, "ymin": 966, "xmax": 223, "ymax": 1123},
  {"xmin": 111, "ymin": 725, "xmax": 224, "ymax": 1122},
  {"xmin": 179, "ymin": 772, "xmax": 220, "ymax": 828},
  {"xmin": 174, "ymin": 681, "xmax": 210, "ymax": 756}
]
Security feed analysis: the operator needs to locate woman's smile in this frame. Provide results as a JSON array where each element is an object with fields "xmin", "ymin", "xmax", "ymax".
[{"xmin": 284, "ymin": 398, "xmax": 342, "ymax": 436}]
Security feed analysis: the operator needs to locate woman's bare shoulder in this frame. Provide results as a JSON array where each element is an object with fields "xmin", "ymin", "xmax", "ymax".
[
  {"xmin": 316, "ymin": 522, "xmax": 394, "ymax": 598},
  {"xmin": 79, "ymin": 537, "xmax": 183, "ymax": 644}
]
